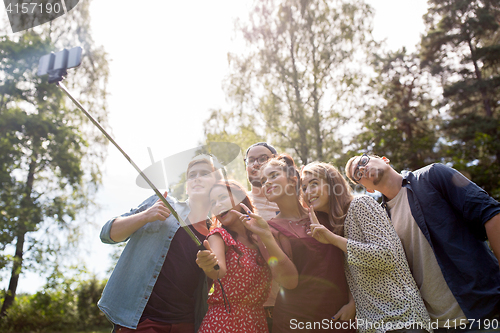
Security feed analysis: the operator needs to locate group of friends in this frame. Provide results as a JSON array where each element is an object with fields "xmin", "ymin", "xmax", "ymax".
[{"xmin": 97, "ymin": 142, "xmax": 500, "ymax": 333}]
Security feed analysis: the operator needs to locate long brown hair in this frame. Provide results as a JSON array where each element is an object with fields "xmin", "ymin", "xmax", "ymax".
[{"xmin": 302, "ymin": 162, "xmax": 353, "ymax": 235}]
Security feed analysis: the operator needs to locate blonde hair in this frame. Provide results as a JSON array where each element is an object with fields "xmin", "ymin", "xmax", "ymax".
[
  {"xmin": 302, "ymin": 162, "xmax": 353, "ymax": 235},
  {"xmin": 186, "ymin": 156, "xmax": 223, "ymax": 182}
]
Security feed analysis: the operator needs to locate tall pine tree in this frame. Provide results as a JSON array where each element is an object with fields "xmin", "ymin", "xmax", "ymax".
[
  {"xmin": 421, "ymin": 0, "xmax": 500, "ymax": 198},
  {"xmin": 352, "ymin": 48, "xmax": 441, "ymax": 172}
]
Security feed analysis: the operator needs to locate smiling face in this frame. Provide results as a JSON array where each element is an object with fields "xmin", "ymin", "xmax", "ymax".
[
  {"xmin": 260, "ymin": 165, "xmax": 296, "ymax": 202},
  {"xmin": 209, "ymin": 185, "xmax": 244, "ymax": 227},
  {"xmin": 349, "ymin": 155, "xmax": 389, "ymax": 190},
  {"xmin": 246, "ymin": 145, "xmax": 275, "ymax": 188},
  {"xmin": 301, "ymin": 173, "xmax": 330, "ymax": 213},
  {"xmin": 185, "ymin": 161, "xmax": 217, "ymax": 199}
]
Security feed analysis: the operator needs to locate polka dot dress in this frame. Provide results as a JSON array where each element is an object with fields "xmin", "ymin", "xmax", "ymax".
[
  {"xmin": 344, "ymin": 195, "xmax": 431, "ymax": 333},
  {"xmin": 198, "ymin": 227, "xmax": 272, "ymax": 333}
]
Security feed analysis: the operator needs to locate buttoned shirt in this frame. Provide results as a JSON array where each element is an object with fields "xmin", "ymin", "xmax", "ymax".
[{"xmin": 382, "ymin": 163, "xmax": 500, "ymax": 324}]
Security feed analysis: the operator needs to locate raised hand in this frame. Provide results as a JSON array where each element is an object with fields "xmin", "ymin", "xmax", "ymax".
[
  {"xmin": 307, "ymin": 206, "xmax": 335, "ymax": 245},
  {"xmin": 234, "ymin": 203, "xmax": 272, "ymax": 238},
  {"xmin": 143, "ymin": 191, "xmax": 171, "ymax": 223}
]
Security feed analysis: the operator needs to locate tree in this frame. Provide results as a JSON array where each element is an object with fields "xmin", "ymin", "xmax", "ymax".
[
  {"xmin": 0, "ymin": 1, "xmax": 109, "ymax": 315},
  {"xmin": 205, "ymin": 0, "xmax": 375, "ymax": 165},
  {"xmin": 421, "ymin": 0, "xmax": 500, "ymax": 198},
  {"xmin": 204, "ymin": 108, "xmax": 267, "ymax": 156},
  {"xmin": 352, "ymin": 48, "xmax": 441, "ymax": 172}
]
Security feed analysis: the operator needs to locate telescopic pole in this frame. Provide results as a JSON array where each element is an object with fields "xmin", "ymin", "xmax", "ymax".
[{"xmin": 56, "ymin": 81, "xmax": 203, "ymax": 247}]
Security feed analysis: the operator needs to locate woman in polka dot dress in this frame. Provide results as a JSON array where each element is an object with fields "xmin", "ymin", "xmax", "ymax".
[
  {"xmin": 196, "ymin": 180, "xmax": 297, "ymax": 333},
  {"xmin": 302, "ymin": 162, "xmax": 431, "ymax": 333}
]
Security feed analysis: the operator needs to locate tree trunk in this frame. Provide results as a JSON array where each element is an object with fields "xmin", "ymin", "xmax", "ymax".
[
  {"xmin": 0, "ymin": 229, "xmax": 26, "ymax": 317},
  {"xmin": 1, "ymin": 157, "xmax": 36, "ymax": 317}
]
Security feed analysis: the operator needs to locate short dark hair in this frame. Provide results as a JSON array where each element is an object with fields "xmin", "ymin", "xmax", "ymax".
[
  {"xmin": 245, "ymin": 142, "xmax": 277, "ymax": 158},
  {"xmin": 345, "ymin": 154, "xmax": 381, "ymax": 184}
]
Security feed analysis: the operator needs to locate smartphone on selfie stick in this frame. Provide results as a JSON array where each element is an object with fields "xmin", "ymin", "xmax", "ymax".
[{"xmin": 37, "ymin": 47, "xmax": 218, "ymax": 266}]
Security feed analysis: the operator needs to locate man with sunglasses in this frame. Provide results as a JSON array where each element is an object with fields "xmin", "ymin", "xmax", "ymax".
[
  {"xmin": 345, "ymin": 155, "xmax": 500, "ymax": 332},
  {"xmin": 245, "ymin": 142, "xmax": 280, "ymax": 332}
]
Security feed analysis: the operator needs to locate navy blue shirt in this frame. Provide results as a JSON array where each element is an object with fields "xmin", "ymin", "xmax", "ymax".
[{"xmin": 383, "ymin": 163, "xmax": 500, "ymax": 323}]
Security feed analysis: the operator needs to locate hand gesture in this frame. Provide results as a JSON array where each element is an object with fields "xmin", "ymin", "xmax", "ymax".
[
  {"xmin": 143, "ymin": 191, "xmax": 171, "ymax": 223},
  {"xmin": 307, "ymin": 206, "xmax": 334, "ymax": 245},
  {"xmin": 196, "ymin": 240, "xmax": 218, "ymax": 272},
  {"xmin": 233, "ymin": 203, "xmax": 272, "ymax": 238}
]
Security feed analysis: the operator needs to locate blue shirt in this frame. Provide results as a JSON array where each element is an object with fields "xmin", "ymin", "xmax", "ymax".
[
  {"xmin": 383, "ymin": 163, "xmax": 500, "ymax": 323},
  {"xmin": 97, "ymin": 194, "xmax": 208, "ymax": 330}
]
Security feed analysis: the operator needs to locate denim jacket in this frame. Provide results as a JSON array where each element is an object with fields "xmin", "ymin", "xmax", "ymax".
[
  {"xmin": 382, "ymin": 163, "xmax": 500, "ymax": 323},
  {"xmin": 97, "ymin": 194, "xmax": 208, "ymax": 330}
]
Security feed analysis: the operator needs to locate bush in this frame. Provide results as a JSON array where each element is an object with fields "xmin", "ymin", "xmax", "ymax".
[
  {"xmin": 0, "ymin": 276, "xmax": 109, "ymax": 333},
  {"xmin": 76, "ymin": 278, "xmax": 109, "ymax": 328}
]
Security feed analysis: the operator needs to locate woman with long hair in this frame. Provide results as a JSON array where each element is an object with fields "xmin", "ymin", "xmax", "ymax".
[
  {"xmin": 196, "ymin": 180, "xmax": 296, "ymax": 333},
  {"xmin": 240, "ymin": 154, "xmax": 355, "ymax": 333},
  {"xmin": 301, "ymin": 162, "xmax": 431, "ymax": 333}
]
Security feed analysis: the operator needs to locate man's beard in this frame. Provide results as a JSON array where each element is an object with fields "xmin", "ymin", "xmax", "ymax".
[
  {"xmin": 249, "ymin": 178, "xmax": 262, "ymax": 187},
  {"xmin": 248, "ymin": 170, "xmax": 262, "ymax": 188}
]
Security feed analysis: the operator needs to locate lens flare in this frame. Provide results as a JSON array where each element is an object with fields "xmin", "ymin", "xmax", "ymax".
[{"xmin": 267, "ymin": 256, "xmax": 278, "ymax": 267}]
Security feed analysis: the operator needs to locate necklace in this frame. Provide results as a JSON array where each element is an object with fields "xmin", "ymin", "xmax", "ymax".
[{"xmin": 287, "ymin": 218, "xmax": 311, "ymax": 238}]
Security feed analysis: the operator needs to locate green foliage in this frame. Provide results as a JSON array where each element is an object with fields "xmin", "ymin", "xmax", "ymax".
[
  {"xmin": 0, "ymin": 0, "xmax": 109, "ymax": 316},
  {"xmin": 205, "ymin": 0, "xmax": 376, "ymax": 164},
  {"xmin": 204, "ymin": 108, "xmax": 266, "ymax": 157},
  {"xmin": 0, "ymin": 276, "xmax": 108, "ymax": 333},
  {"xmin": 421, "ymin": 0, "xmax": 500, "ymax": 198},
  {"xmin": 352, "ymin": 48, "xmax": 441, "ymax": 172},
  {"xmin": 203, "ymin": 0, "xmax": 500, "ymax": 203}
]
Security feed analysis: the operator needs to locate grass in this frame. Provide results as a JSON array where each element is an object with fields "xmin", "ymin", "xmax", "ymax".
[
  {"xmin": 55, "ymin": 329, "xmax": 110, "ymax": 333},
  {"xmin": 13, "ymin": 328, "xmax": 111, "ymax": 333}
]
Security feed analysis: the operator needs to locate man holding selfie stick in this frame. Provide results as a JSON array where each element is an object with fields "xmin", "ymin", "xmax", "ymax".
[{"xmin": 98, "ymin": 157, "xmax": 221, "ymax": 333}]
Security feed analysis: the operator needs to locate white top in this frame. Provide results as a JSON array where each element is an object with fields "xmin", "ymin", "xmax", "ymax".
[
  {"xmin": 387, "ymin": 187, "xmax": 466, "ymax": 326},
  {"xmin": 248, "ymin": 191, "xmax": 280, "ymax": 221},
  {"xmin": 344, "ymin": 195, "xmax": 431, "ymax": 333}
]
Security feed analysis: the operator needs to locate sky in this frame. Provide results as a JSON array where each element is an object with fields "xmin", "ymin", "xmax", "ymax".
[{"xmin": 1, "ymin": 0, "xmax": 429, "ymax": 293}]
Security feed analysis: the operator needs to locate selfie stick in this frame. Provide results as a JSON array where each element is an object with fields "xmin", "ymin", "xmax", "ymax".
[{"xmin": 56, "ymin": 81, "xmax": 203, "ymax": 247}]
